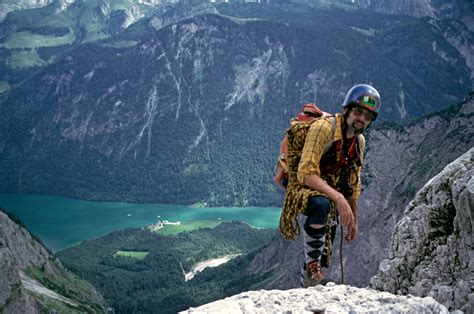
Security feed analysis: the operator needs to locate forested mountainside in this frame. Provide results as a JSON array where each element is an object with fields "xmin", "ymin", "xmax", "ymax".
[
  {"xmin": 57, "ymin": 221, "xmax": 274, "ymax": 313},
  {"xmin": 0, "ymin": 5, "xmax": 471, "ymax": 206}
]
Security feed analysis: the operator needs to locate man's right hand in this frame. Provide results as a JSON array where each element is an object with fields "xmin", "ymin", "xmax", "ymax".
[
  {"xmin": 336, "ymin": 195, "xmax": 354, "ymax": 226},
  {"xmin": 303, "ymin": 175, "xmax": 355, "ymax": 225}
]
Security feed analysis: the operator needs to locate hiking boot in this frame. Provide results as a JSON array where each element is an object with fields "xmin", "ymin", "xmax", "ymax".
[{"xmin": 302, "ymin": 261, "xmax": 330, "ymax": 287}]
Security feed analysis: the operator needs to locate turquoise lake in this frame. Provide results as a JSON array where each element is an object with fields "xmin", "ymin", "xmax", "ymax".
[{"xmin": 0, "ymin": 194, "xmax": 281, "ymax": 253}]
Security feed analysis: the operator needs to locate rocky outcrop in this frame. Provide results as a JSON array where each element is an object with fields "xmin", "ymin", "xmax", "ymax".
[
  {"xmin": 181, "ymin": 282, "xmax": 448, "ymax": 313},
  {"xmin": 0, "ymin": 251, "xmax": 37, "ymax": 314},
  {"xmin": 0, "ymin": 211, "xmax": 57, "ymax": 313},
  {"xmin": 0, "ymin": 211, "xmax": 107, "ymax": 313},
  {"xmin": 370, "ymin": 148, "xmax": 473, "ymax": 312}
]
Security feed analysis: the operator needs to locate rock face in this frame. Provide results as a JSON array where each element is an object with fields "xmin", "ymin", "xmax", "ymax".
[
  {"xmin": 370, "ymin": 148, "xmax": 474, "ymax": 312},
  {"xmin": 0, "ymin": 210, "xmax": 108, "ymax": 313},
  {"xmin": 181, "ymin": 282, "xmax": 448, "ymax": 313},
  {"xmin": 0, "ymin": 211, "xmax": 57, "ymax": 313}
]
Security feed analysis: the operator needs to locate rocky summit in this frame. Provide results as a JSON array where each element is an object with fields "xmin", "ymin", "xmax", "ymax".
[
  {"xmin": 181, "ymin": 282, "xmax": 448, "ymax": 314},
  {"xmin": 371, "ymin": 147, "xmax": 474, "ymax": 312}
]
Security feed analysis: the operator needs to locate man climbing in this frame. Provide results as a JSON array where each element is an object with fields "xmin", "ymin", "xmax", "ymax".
[{"xmin": 278, "ymin": 84, "xmax": 381, "ymax": 287}]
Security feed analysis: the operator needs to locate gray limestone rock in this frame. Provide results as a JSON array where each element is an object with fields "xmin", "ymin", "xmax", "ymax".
[
  {"xmin": 181, "ymin": 282, "xmax": 448, "ymax": 314},
  {"xmin": 370, "ymin": 148, "xmax": 473, "ymax": 312},
  {"xmin": 341, "ymin": 95, "xmax": 474, "ymax": 287},
  {"xmin": 0, "ymin": 211, "xmax": 107, "ymax": 313},
  {"xmin": 0, "ymin": 244, "xmax": 37, "ymax": 313}
]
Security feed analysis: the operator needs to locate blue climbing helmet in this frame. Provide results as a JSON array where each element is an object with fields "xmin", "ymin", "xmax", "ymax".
[{"xmin": 342, "ymin": 84, "xmax": 381, "ymax": 120}]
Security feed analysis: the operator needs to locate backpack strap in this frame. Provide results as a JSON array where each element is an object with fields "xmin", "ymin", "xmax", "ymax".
[{"xmin": 322, "ymin": 116, "xmax": 337, "ymax": 155}]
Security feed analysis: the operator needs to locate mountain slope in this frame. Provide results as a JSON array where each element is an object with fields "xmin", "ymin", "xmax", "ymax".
[
  {"xmin": 0, "ymin": 209, "xmax": 108, "ymax": 313},
  {"xmin": 0, "ymin": 11, "xmax": 470, "ymax": 206}
]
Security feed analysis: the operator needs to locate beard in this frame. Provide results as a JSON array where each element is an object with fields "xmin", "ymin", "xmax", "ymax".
[{"xmin": 347, "ymin": 121, "xmax": 366, "ymax": 135}]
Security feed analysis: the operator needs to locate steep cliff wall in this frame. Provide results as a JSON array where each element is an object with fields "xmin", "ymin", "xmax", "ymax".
[
  {"xmin": 370, "ymin": 148, "xmax": 473, "ymax": 312},
  {"xmin": 0, "ymin": 210, "xmax": 107, "ymax": 313}
]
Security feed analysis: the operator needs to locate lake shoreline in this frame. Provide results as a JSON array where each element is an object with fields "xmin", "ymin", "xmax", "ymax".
[{"xmin": 0, "ymin": 193, "xmax": 281, "ymax": 252}]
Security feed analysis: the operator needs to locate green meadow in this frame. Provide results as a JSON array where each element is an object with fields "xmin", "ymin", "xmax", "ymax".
[
  {"xmin": 6, "ymin": 49, "xmax": 45, "ymax": 69},
  {"xmin": 114, "ymin": 251, "xmax": 149, "ymax": 260},
  {"xmin": 0, "ymin": 31, "xmax": 75, "ymax": 49}
]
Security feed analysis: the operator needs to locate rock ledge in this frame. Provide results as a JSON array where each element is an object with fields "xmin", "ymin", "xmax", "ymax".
[{"xmin": 182, "ymin": 283, "xmax": 447, "ymax": 313}]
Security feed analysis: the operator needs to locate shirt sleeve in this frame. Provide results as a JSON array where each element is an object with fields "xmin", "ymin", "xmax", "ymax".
[
  {"xmin": 350, "ymin": 134, "xmax": 365, "ymax": 201},
  {"xmin": 297, "ymin": 119, "xmax": 333, "ymax": 184}
]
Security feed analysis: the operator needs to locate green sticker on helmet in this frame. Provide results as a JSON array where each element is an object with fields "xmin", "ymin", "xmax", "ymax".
[{"xmin": 362, "ymin": 96, "xmax": 377, "ymax": 108}]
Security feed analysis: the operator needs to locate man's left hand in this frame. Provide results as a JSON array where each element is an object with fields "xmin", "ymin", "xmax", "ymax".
[{"xmin": 346, "ymin": 221, "xmax": 358, "ymax": 243}]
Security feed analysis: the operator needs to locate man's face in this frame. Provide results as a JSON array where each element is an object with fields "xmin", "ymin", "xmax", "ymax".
[{"xmin": 346, "ymin": 106, "xmax": 374, "ymax": 131}]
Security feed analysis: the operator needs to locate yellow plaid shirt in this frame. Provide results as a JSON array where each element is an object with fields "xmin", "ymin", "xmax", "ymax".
[{"xmin": 297, "ymin": 114, "xmax": 365, "ymax": 201}]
